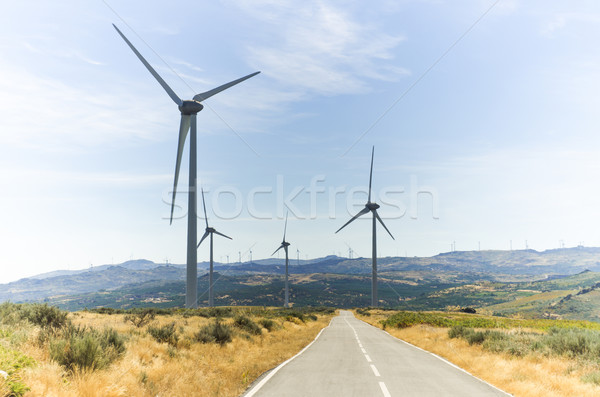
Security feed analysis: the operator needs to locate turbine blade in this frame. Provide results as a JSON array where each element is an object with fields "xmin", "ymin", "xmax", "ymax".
[
  {"xmin": 272, "ymin": 244, "xmax": 284, "ymax": 256},
  {"xmin": 197, "ymin": 231, "xmax": 210, "ymax": 247},
  {"xmin": 112, "ymin": 24, "xmax": 182, "ymax": 106},
  {"xmin": 214, "ymin": 230, "xmax": 233, "ymax": 240},
  {"xmin": 374, "ymin": 210, "xmax": 395, "ymax": 240},
  {"xmin": 170, "ymin": 114, "xmax": 191, "ymax": 224},
  {"xmin": 368, "ymin": 146, "xmax": 374, "ymax": 203},
  {"xmin": 335, "ymin": 206, "xmax": 370, "ymax": 234},
  {"xmin": 201, "ymin": 187, "xmax": 209, "ymax": 228},
  {"xmin": 193, "ymin": 71, "xmax": 260, "ymax": 102},
  {"xmin": 283, "ymin": 211, "xmax": 288, "ymax": 241}
]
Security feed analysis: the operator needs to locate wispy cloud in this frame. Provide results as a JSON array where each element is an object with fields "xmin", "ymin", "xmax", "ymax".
[
  {"xmin": 541, "ymin": 11, "xmax": 600, "ymax": 37},
  {"xmin": 233, "ymin": 0, "xmax": 409, "ymax": 97}
]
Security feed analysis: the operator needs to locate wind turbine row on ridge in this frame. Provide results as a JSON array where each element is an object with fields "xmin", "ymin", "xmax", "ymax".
[{"xmin": 113, "ymin": 24, "xmax": 260, "ymax": 308}]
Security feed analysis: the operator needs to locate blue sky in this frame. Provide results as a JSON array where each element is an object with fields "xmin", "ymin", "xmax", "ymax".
[{"xmin": 2, "ymin": 0, "xmax": 600, "ymax": 283}]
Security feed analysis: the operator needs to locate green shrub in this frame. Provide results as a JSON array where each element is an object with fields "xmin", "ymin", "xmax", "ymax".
[
  {"xmin": 147, "ymin": 323, "xmax": 178, "ymax": 346},
  {"xmin": 258, "ymin": 319, "xmax": 276, "ymax": 332},
  {"xmin": 49, "ymin": 325, "xmax": 125, "ymax": 371},
  {"xmin": 233, "ymin": 315, "xmax": 262, "ymax": 335},
  {"xmin": 195, "ymin": 318, "xmax": 232, "ymax": 346},
  {"xmin": 582, "ymin": 371, "xmax": 600, "ymax": 385},
  {"xmin": 21, "ymin": 304, "xmax": 69, "ymax": 331},
  {"xmin": 448, "ymin": 325, "xmax": 470, "ymax": 339},
  {"xmin": 466, "ymin": 330, "xmax": 486, "ymax": 345},
  {"xmin": 124, "ymin": 308, "xmax": 156, "ymax": 328},
  {"xmin": 0, "ymin": 343, "xmax": 35, "ymax": 396},
  {"xmin": 355, "ymin": 308, "xmax": 371, "ymax": 316}
]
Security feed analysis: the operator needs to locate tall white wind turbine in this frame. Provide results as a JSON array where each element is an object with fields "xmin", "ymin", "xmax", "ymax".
[
  {"xmin": 272, "ymin": 213, "xmax": 291, "ymax": 308},
  {"xmin": 113, "ymin": 25, "xmax": 259, "ymax": 308},
  {"xmin": 335, "ymin": 147, "xmax": 394, "ymax": 307},
  {"xmin": 197, "ymin": 189, "xmax": 232, "ymax": 307}
]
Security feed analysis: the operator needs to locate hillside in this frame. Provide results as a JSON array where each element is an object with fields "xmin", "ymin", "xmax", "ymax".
[{"xmin": 4, "ymin": 247, "xmax": 600, "ymax": 316}]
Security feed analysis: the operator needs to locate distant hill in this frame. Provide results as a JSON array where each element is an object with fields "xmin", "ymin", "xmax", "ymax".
[{"xmin": 5, "ymin": 247, "xmax": 600, "ymax": 313}]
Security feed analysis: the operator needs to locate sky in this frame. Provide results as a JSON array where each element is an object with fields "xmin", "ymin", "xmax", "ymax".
[{"xmin": 2, "ymin": 0, "xmax": 600, "ymax": 283}]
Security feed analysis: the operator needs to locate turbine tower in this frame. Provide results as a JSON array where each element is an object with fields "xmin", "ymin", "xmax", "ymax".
[
  {"xmin": 113, "ymin": 25, "xmax": 259, "ymax": 308},
  {"xmin": 197, "ymin": 189, "xmax": 232, "ymax": 307},
  {"xmin": 272, "ymin": 213, "xmax": 291, "ymax": 308},
  {"xmin": 336, "ymin": 147, "xmax": 394, "ymax": 307}
]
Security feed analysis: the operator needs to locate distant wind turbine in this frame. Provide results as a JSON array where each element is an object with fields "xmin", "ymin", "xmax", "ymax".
[
  {"xmin": 272, "ymin": 213, "xmax": 291, "ymax": 308},
  {"xmin": 336, "ymin": 147, "xmax": 394, "ymax": 307},
  {"xmin": 197, "ymin": 189, "xmax": 232, "ymax": 307},
  {"xmin": 113, "ymin": 24, "xmax": 259, "ymax": 308}
]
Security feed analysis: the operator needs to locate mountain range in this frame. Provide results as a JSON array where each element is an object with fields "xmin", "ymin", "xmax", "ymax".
[{"xmin": 4, "ymin": 247, "xmax": 600, "ymax": 310}]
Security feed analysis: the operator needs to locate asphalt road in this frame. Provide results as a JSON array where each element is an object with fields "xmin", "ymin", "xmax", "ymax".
[{"xmin": 244, "ymin": 310, "xmax": 510, "ymax": 397}]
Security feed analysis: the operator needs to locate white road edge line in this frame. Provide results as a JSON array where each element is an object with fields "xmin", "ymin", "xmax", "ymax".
[
  {"xmin": 370, "ymin": 364, "xmax": 381, "ymax": 377},
  {"xmin": 361, "ymin": 348, "xmax": 367, "ymax": 354},
  {"xmin": 365, "ymin": 354, "xmax": 372, "ymax": 362},
  {"xmin": 358, "ymin": 318, "xmax": 513, "ymax": 396},
  {"xmin": 379, "ymin": 381, "xmax": 392, "ymax": 397},
  {"xmin": 243, "ymin": 317, "xmax": 335, "ymax": 397}
]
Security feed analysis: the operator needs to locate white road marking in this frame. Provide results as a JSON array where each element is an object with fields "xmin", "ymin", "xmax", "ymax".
[
  {"xmin": 370, "ymin": 364, "xmax": 381, "ymax": 377},
  {"xmin": 244, "ymin": 318, "xmax": 334, "ymax": 397},
  {"xmin": 361, "ymin": 347, "xmax": 367, "ymax": 354},
  {"xmin": 365, "ymin": 354, "xmax": 372, "ymax": 362},
  {"xmin": 379, "ymin": 381, "xmax": 391, "ymax": 397},
  {"xmin": 359, "ymin": 319, "xmax": 513, "ymax": 396},
  {"xmin": 358, "ymin": 344, "xmax": 363, "ymax": 348}
]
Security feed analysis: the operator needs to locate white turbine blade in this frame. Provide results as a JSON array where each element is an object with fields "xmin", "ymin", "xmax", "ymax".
[
  {"xmin": 335, "ymin": 206, "xmax": 370, "ymax": 234},
  {"xmin": 193, "ymin": 71, "xmax": 260, "ymax": 102},
  {"xmin": 170, "ymin": 114, "xmax": 191, "ymax": 224},
  {"xmin": 112, "ymin": 24, "xmax": 183, "ymax": 106},
  {"xmin": 272, "ymin": 244, "xmax": 284, "ymax": 256},
  {"xmin": 368, "ymin": 146, "xmax": 374, "ymax": 203},
  {"xmin": 283, "ymin": 211, "xmax": 288, "ymax": 241},
  {"xmin": 374, "ymin": 210, "xmax": 395, "ymax": 240},
  {"xmin": 214, "ymin": 230, "xmax": 233, "ymax": 240},
  {"xmin": 197, "ymin": 231, "xmax": 210, "ymax": 248},
  {"xmin": 201, "ymin": 187, "xmax": 209, "ymax": 228}
]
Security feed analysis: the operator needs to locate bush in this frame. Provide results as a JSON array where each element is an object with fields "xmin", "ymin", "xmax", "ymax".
[
  {"xmin": 21, "ymin": 304, "xmax": 69, "ymax": 331},
  {"xmin": 147, "ymin": 323, "xmax": 178, "ymax": 346},
  {"xmin": 124, "ymin": 308, "xmax": 156, "ymax": 328},
  {"xmin": 258, "ymin": 319, "xmax": 277, "ymax": 332},
  {"xmin": 195, "ymin": 318, "xmax": 232, "ymax": 346},
  {"xmin": 0, "ymin": 343, "xmax": 35, "ymax": 396},
  {"xmin": 355, "ymin": 308, "xmax": 371, "ymax": 316},
  {"xmin": 49, "ymin": 325, "xmax": 125, "ymax": 371},
  {"xmin": 448, "ymin": 325, "xmax": 470, "ymax": 339},
  {"xmin": 233, "ymin": 315, "xmax": 262, "ymax": 335}
]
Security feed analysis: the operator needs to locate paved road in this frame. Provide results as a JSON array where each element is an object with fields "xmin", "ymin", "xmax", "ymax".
[{"xmin": 245, "ymin": 310, "xmax": 509, "ymax": 397}]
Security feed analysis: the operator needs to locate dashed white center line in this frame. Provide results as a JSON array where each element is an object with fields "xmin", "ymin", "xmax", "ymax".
[
  {"xmin": 370, "ymin": 364, "xmax": 381, "ymax": 377},
  {"xmin": 379, "ymin": 381, "xmax": 391, "ymax": 397},
  {"xmin": 347, "ymin": 316, "xmax": 389, "ymax": 396}
]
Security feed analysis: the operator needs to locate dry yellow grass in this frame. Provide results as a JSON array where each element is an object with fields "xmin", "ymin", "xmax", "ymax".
[
  {"xmin": 17, "ymin": 310, "xmax": 334, "ymax": 396},
  {"xmin": 357, "ymin": 311, "xmax": 600, "ymax": 397}
]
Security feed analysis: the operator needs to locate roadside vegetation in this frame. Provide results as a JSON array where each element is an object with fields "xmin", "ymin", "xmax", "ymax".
[
  {"xmin": 356, "ymin": 308, "xmax": 600, "ymax": 397},
  {"xmin": 0, "ymin": 302, "xmax": 334, "ymax": 396}
]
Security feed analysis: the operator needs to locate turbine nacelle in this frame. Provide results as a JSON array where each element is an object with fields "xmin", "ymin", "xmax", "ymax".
[
  {"xmin": 366, "ymin": 202, "xmax": 380, "ymax": 211},
  {"xmin": 179, "ymin": 100, "xmax": 204, "ymax": 115}
]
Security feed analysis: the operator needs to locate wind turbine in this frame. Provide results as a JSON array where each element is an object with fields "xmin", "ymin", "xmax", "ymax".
[
  {"xmin": 113, "ymin": 25, "xmax": 259, "ymax": 308},
  {"xmin": 272, "ymin": 213, "xmax": 291, "ymax": 308},
  {"xmin": 335, "ymin": 147, "xmax": 394, "ymax": 307},
  {"xmin": 197, "ymin": 189, "xmax": 232, "ymax": 307}
]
